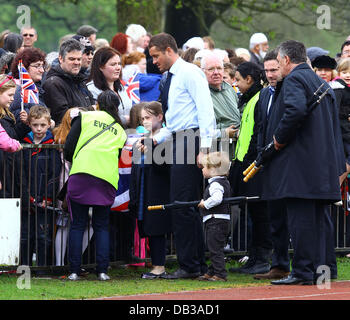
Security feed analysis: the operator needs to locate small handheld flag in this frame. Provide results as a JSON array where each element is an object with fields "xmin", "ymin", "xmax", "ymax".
[{"xmin": 18, "ymin": 59, "xmax": 39, "ymax": 111}]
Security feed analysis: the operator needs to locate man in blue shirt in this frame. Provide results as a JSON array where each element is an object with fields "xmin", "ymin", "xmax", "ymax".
[{"xmin": 149, "ymin": 33, "xmax": 216, "ymax": 279}]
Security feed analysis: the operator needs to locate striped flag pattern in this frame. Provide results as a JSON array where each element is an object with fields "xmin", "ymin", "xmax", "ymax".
[
  {"xmin": 18, "ymin": 59, "xmax": 39, "ymax": 104},
  {"xmin": 124, "ymin": 73, "xmax": 140, "ymax": 105}
]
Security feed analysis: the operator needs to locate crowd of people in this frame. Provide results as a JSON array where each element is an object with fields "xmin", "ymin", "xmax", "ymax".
[{"xmin": 0, "ymin": 23, "xmax": 350, "ymax": 285}]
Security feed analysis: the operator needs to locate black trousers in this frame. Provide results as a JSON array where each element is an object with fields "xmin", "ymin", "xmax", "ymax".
[
  {"xmin": 248, "ymin": 201, "xmax": 273, "ymax": 251},
  {"xmin": 170, "ymin": 130, "xmax": 207, "ymax": 274},
  {"xmin": 268, "ymin": 200, "xmax": 290, "ymax": 272},
  {"xmin": 149, "ymin": 235, "xmax": 166, "ymax": 266},
  {"xmin": 205, "ymin": 218, "xmax": 230, "ymax": 278},
  {"xmin": 286, "ymin": 198, "xmax": 337, "ymax": 281}
]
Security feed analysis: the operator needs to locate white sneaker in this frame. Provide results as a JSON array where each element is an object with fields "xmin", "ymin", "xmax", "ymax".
[
  {"xmin": 68, "ymin": 273, "xmax": 80, "ymax": 281},
  {"xmin": 334, "ymin": 200, "xmax": 343, "ymax": 206},
  {"xmin": 97, "ymin": 273, "xmax": 110, "ymax": 281}
]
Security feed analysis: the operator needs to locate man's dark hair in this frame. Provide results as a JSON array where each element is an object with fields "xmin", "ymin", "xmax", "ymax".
[
  {"xmin": 3, "ymin": 33, "xmax": 23, "ymax": 53},
  {"xmin": 278, "ymin": 40, "xmax": 306, "ymax": 64},
  {"xmin": 148, "ymin": 33, "xmax": 178, "ymax": 53},
  {"xmin": 263, "ymin": 49, "xmax": 278, "ymax": 63},
  {"xmin": 341, "ymin": 40, "xmax": 350, "ymax": 54},
  {"xmin": 59, "ymin": 39, "xmax": 84, "ymax": 59},
  {"xmin": 77, "ymin": 25, "xmax": 98, "ymax": 37}
]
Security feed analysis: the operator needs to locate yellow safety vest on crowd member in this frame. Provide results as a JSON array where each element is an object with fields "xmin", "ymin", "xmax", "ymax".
[
  {"xmin": 69, "ymin": 111, "xmax": 127, "ymax": 190},
  {"xmin": 234, "ymin": 92, "xmax": 260, "ymax": 162}
]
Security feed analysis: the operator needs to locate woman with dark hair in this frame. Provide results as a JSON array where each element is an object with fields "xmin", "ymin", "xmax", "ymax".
[
  {"xmin": 64, "ymin": 90, "xmax": 127, "ymax": 281},
  {"xmin": 229, "ymin": 62, "xmax": 273, "ymax": 275},
  {"xmin": 10, "ymin": 47, "xmax": 47, "ymax": 122},
  {"xmin": 3, "ymin": 33, "xmax": 23, "ymax": 54},
  {"xmin": 87, "ymin": 46, "xmax": 132, "ymax": 125}
]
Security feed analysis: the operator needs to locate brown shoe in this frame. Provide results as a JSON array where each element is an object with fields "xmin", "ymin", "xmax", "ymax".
[
  {"xmin": 208, "ymin": 275, "xmax": 227, "ymax": 282},
  {"xmin": 254, "ymin": 267, "xmax": 290, "ymax": 280},
  {"xmin": 197, "ymin": 273, "xmax": 212, "ymax": 281}
]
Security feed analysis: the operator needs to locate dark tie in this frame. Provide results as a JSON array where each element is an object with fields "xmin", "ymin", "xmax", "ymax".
[
  {"xmin": 267, "ymin": 86, "xmax": 275, "ymax": 118},
  {"xmin": 161, "ymin": 71, "xmax": 173, "ymax": 115}
]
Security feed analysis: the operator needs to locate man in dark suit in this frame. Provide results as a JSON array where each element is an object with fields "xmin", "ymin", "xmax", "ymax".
[
  {"xmin": 262, "ymin": 40, "xmax": 345, "ymax": 285},
  {"xmin": 254, "ymin": 50, "xmax": 290, "ymax": 280}
]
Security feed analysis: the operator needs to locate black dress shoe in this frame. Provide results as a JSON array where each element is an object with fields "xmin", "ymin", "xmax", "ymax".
[
  {"xmin": 271, "ymin": 274, "xmax": 313, "ymax": 285},
  {"xmin": 141, "ymin": 272, "xmax": 166, "ymax": 279},
  {"xmin": 162, "ymin": 269, "xmax": 200, "ymax": 279}
]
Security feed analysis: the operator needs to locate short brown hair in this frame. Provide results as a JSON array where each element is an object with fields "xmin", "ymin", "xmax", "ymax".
[
  {"xmin": 143, "ymin": 101, "xmax": 163, "ymax": 117},
  {"xmin": 203, "ymin": 36, "xmax": 215, "ymax": 50},
  {"xmin": 28, "ymin": 105, "xmax": 51, "ymax": 124},
  {"xmin": 148, "ymin": 33, "xmax": 178, "ymax": 53},
  {"xmin": 122, "ymin": 51, "xmax": 146, "ymax": 67}
]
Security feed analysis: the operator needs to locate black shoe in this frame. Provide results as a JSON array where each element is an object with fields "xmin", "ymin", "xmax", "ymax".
[
  {"xmin": 271, "ymin": 274, "xmax": 313, "ymax": 285},
  {"xmin": 141, "ymin": 272, "xmax": 166, "ymax": 279},
  {"xmin": 240, "ymin": 262, "xmax": 271, "ymax": 274},
  {"xmin": 162, "ymin": 269, "xmax": 200, "ymax": 279}
]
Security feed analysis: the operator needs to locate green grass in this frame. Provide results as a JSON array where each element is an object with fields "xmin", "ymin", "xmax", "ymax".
[{"xmin": 1, "ymin": 258, "xmax": 350, "ymax": 300}]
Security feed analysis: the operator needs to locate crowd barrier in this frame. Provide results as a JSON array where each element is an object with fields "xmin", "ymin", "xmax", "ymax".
[{"xmin": 0, "ymin": 144, "xmax": 349, "ymax": 272}]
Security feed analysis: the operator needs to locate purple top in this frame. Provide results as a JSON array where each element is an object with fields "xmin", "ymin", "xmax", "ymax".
[{"xmin": 67, "ymin": 173, "xmax": 116, "ymax": 206}]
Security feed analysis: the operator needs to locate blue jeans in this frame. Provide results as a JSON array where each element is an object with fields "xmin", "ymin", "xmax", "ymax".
[{"xmin": 69, "ymin": 199, "xmax": 110, "ymax": 274}]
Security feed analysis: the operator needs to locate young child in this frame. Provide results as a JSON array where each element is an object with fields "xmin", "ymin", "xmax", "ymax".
[
  {"xmin": 198, "ymin": 151, "xmax": 231, "ymax": 282},
  {"xmin": 331, "ymin": 58, "xmax": 350, "ymax": 185},
  {"xmin": 0, "ymin": 74, "xmax": 30, "ymax": 196},
  {"xmin": 110, "ymin": 102, "xmax": 148, "ymax": 265},
  {"xmin": 52, "ymin": 107, "xmax": 93, "ymax": 266},
  {"xmin": 130, "ymin": 102, "xmax": 171, "ymax": 278},
  {"xmin": 21, "ymin": 105, "xmax": 61, "ymax": 266}
]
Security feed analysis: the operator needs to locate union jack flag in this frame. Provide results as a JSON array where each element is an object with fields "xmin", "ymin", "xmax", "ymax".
[
  {"xmin": 18, "ymin": 59, "xmax": 39, "ymax": 104},
  {"xmin": 124, "ymin": 73, "xmax": 140, "ymax": 105}
]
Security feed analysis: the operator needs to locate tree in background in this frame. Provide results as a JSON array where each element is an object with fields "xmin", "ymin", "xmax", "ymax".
[{"xmin": 0, "ymin": 0, "xmax": 349, "ymax": 53}]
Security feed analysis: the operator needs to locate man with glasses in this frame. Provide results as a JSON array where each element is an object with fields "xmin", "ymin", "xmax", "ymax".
[
  {"xmin": 340, "ymin": 40, "xmax": 350, "ymax": 58},
  {"xmin": 20, "ymin": 27, "xmax": 38, "ymax": 48},
  {"xmin": 201, "ymin": 52, "xmax": 240, "ymax": 159}
]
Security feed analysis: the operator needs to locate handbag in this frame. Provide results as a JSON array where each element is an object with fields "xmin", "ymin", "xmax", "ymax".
[{"xmin": 57, "ymin": 119, "xmax": 117, "ymax": 211}]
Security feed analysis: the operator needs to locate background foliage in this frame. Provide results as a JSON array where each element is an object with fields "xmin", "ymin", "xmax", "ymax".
[{"xmin": 0, "ymin": 0, "xmax": 349, "ymax": 57}]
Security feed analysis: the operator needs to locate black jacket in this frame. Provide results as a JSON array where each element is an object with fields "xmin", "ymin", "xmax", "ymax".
[
  {"xmin": 331, "ymin": 79, "xmax": 350, "ymax": 161},
  {"xmin": 43, "ymin": 65, "xmax": 94, "ymax": 125},
  {"xmin": 261, "ymin": 63, "xmax": 345, "ymax": 201},
  {"xmin": 129, "ymin": 139, "xmax": 171, "ymax": 237}
]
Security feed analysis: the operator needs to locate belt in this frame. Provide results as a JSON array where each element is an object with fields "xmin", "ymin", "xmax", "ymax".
[{"xmin": 172, "ymin": 127, "xmax": 199, "ymax": 137}]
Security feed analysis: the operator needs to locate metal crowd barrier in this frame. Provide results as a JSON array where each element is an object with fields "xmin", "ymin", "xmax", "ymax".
[{"xmin": 0, "ymin": 144, "xmax": 349, "ymax": 274}]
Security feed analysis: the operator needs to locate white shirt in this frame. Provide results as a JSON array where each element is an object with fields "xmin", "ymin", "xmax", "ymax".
[
  {"xmin": 153, "ymin": 58, "xmax": 216, "ymax": 148},
  {"xmin": 86, "ymin": 81, "xmax": 132, "ymax": 125},
  {"xmin": 203, "ymin": 176, "xmax": 230, "ymax": 223}
]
